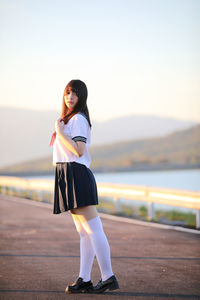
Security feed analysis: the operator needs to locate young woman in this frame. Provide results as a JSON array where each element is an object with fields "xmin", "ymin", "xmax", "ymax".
[{"xmin": 50, "ymin": 79, "xmax": 119, "ymax": 294}]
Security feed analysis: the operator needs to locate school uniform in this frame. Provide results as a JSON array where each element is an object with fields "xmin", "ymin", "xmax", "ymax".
[{"xmin": 53, "ymin": 112, "xmax": 98, "ymax": 214}]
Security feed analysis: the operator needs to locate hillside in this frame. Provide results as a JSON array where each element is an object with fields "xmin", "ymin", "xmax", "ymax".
[
  {"xmin": 0, "ymin": 106, "xmax": 197, "ymax": 168},
  {"xmin": 89, "ymin": 123, "xmax": 200, "ymax": 172},
  {"xmin": 0, "ymin": 123, "xmax": 199, "ymax": 175}
]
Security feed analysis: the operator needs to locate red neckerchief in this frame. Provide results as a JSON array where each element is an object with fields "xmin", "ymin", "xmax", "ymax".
[{"xmin": 49, "ymin": 131, "xmax": 57, "ymax": 146}]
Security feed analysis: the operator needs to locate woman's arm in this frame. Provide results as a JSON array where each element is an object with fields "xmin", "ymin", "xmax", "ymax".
[
  {"xmin": 58, "ymin": 130, "xmax": 86, "ymax": 157},
  {"xmin": 55, "ymin": 118, "xmax": 86, "ymax": 157}
]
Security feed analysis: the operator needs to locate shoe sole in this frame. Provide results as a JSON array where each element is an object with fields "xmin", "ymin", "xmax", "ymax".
[
  {"xmin": 92, "ymin": 281, "xmax": 120, "ymax": 293},
  {"xmin": 65, "ymin": 287, "xmax": 93, "ymax": 294}
]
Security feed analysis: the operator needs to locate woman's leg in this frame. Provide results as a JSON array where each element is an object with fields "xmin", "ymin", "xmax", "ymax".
[
  {"xmin": 71, "ymin": 213, "xmax": 95, "ymax": 282},
  {"xmin": 71, "ymin": 205, "xmax": 98, "ymax": 222},
  {"xmin": 71, "ymin": 206, "xmax": 114, "ymax": 281}
]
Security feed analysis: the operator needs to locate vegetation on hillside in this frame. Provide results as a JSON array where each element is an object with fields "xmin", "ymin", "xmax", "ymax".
[{"xmin": 0, "ymin": 124, "xmax": 199, "ymax": 175}]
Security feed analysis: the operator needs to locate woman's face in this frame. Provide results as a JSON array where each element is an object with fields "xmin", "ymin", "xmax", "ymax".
[{"xmin": 64, "ymin": 88, "xmax": 79, "ymax": 112}]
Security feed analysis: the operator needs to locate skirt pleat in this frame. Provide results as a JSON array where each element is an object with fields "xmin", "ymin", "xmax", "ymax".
[{"xmin": 53, "ymin": 162, "xmax": 98, "ymax": 214}]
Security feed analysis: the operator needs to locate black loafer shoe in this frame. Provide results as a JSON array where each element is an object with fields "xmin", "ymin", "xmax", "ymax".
[
  {"xmin": 92, "ymin": 275, "xmax": 119, "ymax": 293},
  {"xmin": 65, "ymin": 277, "xmax": 93, "ymax": 294}
]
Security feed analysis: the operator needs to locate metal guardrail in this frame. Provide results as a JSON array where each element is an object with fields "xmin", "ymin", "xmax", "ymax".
[
  {"xmin": 0, "ymin": 176, "xmax": 200, "ymax": 228},
  {"xmin": 98, "ymin": 183, "xmax": 200, "ymax": 228}
]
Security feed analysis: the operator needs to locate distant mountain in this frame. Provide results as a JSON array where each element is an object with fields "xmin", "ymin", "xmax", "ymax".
[
  {"xmin": 91, "ymin": 114, "xmax": 198, "ymax": 145},
  {"xmin": 0, "ymin": 123, "xmax": 199, "ymax": 175},
  {"xmin": 0, "ymin": 106, "xmax": 198, "ymax": 168},
  {"xmin": 89, "ymin": 123, "xmax": 200, "ymax": 172}
]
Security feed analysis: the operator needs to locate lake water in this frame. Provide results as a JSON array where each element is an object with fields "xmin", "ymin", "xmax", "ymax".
[
  {"xmin": 29, "ymin": 168, "xmax": 200, "ymax": 191},
  {"xmin": 27, "ymin": 168, "xmax": 200, "ymax": 213},
  {"xmin": 95, "ymin": 169, "xmax": 200, "ymax": 191}
]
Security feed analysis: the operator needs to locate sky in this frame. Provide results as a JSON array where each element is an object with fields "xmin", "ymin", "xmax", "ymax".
[{"xmin": 0, "ymin": 0, "xmax": 199, "ymax": 122}]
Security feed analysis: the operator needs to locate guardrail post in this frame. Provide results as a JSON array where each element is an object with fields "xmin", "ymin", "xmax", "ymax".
[
  {"xmin": 114, "ymin": 197, "xmax": 121, "ymax": 214},
  {"xmin": 40, "ymin": 190, "xmax": 44, "ymax": 202},
  {"xmin": 196, "ymin": 210, "xmax": 200, "ymax": 229},
  {"xmin": 148, "ymin": 202, "xmax": 155, "ymax": 220},
  {"xmin": 27, "ymin": 190, "xmax": 33, "ymax": 199}
]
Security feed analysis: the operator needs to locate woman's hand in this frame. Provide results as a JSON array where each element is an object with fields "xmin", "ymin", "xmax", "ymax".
[{"xmin": 55, "ymin": 118, "xmax": 64, "ymax": 133}]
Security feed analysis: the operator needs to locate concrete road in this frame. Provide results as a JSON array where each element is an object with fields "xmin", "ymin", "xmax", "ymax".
[{"xmin": 0, "ymin": 194, "xmax": 200, "ymax": 300}]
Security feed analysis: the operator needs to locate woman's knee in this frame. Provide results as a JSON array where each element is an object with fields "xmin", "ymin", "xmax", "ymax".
[{"xmin": 71, "ymin": 213, "xmax": 87, "ymax": 236}]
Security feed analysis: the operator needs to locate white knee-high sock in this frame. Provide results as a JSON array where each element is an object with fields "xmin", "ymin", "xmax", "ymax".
[
  {"xmin": 81, "ymin": 216, "xmax": 114, "ymax": 281},
  {"xmin": 73, "ymin": 217, "xmax": 95, "ymax": 282}
]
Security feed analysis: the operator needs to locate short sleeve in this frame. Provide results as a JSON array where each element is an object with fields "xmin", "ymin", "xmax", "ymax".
[{"xmin": 71, "ymin": 114, "xmax": 89, "ymax": 143}]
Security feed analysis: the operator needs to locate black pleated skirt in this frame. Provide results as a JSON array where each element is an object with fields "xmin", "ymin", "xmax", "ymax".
[{"xmin": 53, "ymin": 162, "xmax": 98, "ymax": 214}]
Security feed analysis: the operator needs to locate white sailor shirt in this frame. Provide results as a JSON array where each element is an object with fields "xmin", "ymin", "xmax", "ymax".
[{"xmin": 53, "ymin": 113, "xmax": 91, "ymax": 168}]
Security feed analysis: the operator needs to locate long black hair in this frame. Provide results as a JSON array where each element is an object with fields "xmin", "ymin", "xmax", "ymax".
[{"xmin": 61, "ymin": 79, "xmax": 91, "ymax": 127}]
